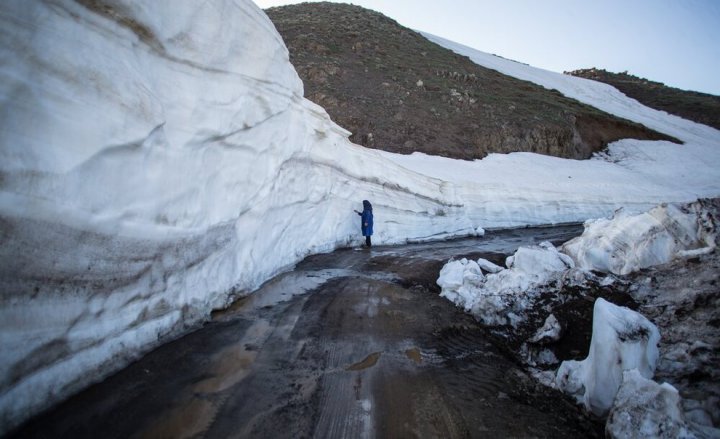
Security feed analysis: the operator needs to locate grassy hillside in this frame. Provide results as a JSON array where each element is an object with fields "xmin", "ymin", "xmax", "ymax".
[{"xmin": 266, "ymin": 2, "xmax": 677, "ymax": 160}]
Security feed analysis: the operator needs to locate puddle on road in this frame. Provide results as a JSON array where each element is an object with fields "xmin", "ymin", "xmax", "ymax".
[
  {"xmin": 193, "ymin": 319, "xmax": 271, "ymax": 393},
  {"xmin": 134, "ymin": 398, "xmax": 215, "ymax": 439},
  {"xmin": 346, "ymin": 352, "xmax": 382, "ymax": 371},
  {"xmin": 213, "ymin": 269, "xmax": 383, "ymax": 321},
  {"xmin": 210, "ymin": 295, "xmax": 250, "ymax": 320},
  {"xmin": 193, "ymin": 347, "xmax": 256, "ymax": 394},
  {"xmin": 404, "ymin": 347, "xmax": 422, "ymax": 364}
]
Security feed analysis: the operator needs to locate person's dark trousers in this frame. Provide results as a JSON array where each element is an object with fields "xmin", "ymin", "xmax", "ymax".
[{"xmin": 365, "ymin": 236, "xmax": 372, "ymax": 247}]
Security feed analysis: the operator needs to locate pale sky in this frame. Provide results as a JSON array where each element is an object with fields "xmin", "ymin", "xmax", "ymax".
[{"xmin": 253, "ymin": 0, "xmax": 720, "ymax": 95}]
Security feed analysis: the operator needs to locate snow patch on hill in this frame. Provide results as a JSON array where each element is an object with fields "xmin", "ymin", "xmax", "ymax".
[{"xmin": 417, "ymin": 31, "xmax": 720, "ymax": 208}]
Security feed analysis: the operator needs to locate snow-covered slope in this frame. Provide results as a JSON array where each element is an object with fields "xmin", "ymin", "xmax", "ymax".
[
  {"xmin": 1, "ymin": 0, "xmax": 719, "ymax": 433},
  {"xmin": 382, "ymin": 33, "xmax": 720, "ymax": 228}
]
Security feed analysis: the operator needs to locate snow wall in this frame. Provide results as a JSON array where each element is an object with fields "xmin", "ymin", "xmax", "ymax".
[
  {"xmin": 0, "ymin": 0, "xmax": 464, "ymax": 431},
  {"xmin": 1, "ymin": 0, "xmax": 720, "ymax": 433}
]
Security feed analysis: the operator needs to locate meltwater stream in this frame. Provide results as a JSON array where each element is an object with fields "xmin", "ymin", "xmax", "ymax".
[{"xmin": 10, "ymin": 225, "xmax": 603, "ymax": 438}]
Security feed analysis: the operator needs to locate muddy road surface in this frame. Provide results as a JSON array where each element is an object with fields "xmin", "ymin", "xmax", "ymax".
[{"xmin": 11, "ymin": 225, "xmax": 603, "ymax": 438}]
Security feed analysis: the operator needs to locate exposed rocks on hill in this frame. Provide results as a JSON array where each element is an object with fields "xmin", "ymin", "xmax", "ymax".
[
  {"xmin": 266, "ymin": 2, "xmax": 677, "ymax": 160},
  {"xmin": 568, "ymin": 68, "xmax": 720, "ymax": 131}
]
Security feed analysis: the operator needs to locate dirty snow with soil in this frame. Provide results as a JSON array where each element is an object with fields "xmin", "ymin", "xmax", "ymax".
[
  {"xmin": 438, "ymin": 199, "xmax": 720, "ymax": 437},
  {"xmin": 607, "ymin": 369, "xmax": 698, "ymax": 439},
  {"xmin": 1, "ymin": 0, "xmax": 720, "ymax": 434},
  {"xmin": 437, "ymin": 199, "xmax": 718, "ymax": 328}
]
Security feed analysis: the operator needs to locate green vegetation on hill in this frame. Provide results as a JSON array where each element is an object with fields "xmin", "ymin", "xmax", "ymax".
[
  {"xmin": 568, "ymin": 68, "xmax": 720, "ymax": 130},
  {"xmin": 266, "ymin": 2, "xmax": 677, "ymax": 160}
]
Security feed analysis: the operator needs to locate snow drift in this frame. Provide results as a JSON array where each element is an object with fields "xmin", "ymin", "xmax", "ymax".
[{"xmin": 1, "ymin": 0, "xmax": 720, "ymax": 433}]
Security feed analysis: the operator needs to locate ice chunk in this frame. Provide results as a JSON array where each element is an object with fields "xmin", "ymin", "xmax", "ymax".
[
  {"xmin": 556, "ymin": 298, "xmax": 660, "ymax": 416},
  {"xmin": 606, "ymin": 369, "xmax": 696, "ymax": 439},
  {"xmin": 536, "ymin": 349, "xmax": 559, "ymax": 365},
  {"xmin": 437, "ymin": 259, "xmax": 466, "ymax": 290},
  {"xmin": 505, "ymin": 255, "xmax": 514, "ymax": 269},
  {"xmin": 476, "ymin": 257, "xmax": 503, "ymax": 273},
  {"xmin": 438, "ymin": 243, "xmax": 576, "ymax": 326},
  {"xmin": 528, "ymin": 314, "xmax": 561, "ymax": 344},
  {"xmin": 563, "ymin": 202, "xmax": 717, "ymax": 275},
  {"xmin": 437, "ymin": 258, "xmax": 485, "ymax": 311},
  {"xmin": 510, "ymin": 242, "xmax": 572, "ymax": 277}
]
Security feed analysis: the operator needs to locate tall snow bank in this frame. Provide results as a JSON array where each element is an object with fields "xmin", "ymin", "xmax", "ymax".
[
  {"xmin": 437, "ymin": 242, "xmax": 575, "ymax": 326},
  {"xmin": 0, "ymin": 0, "xmax": 475, "ymax": 432},
  {"xmin": 555, "ymin": 298, "xmax": 660, "ymax": 417},
  {"xmin": 562, "ymin": 200, "xmax": 717, "ymax": 275}
]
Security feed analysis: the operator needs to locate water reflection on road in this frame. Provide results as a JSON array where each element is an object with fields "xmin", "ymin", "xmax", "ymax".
[{"xmin": 13, "ymin": 224, "xmax": 603, "ymax": 438}]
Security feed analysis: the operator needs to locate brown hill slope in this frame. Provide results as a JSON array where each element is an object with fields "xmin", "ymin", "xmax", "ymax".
[
  {"xmin": 266, "ymin": 2, "xmax": 677, "ymax": 160},
  {"xmin": 568, "ymin": 68, "xmax": 720, "ymax": 130}
]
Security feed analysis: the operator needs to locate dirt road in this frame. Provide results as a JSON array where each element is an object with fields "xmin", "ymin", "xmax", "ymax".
[{"xmin": 10, "ymin": 225, "xmax": 602, "ymax": 438}]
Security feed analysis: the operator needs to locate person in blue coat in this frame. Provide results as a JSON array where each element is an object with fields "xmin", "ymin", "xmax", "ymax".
[{"xmin": 354, "ymin": 200, "xmax": 374, "ymax": 247}]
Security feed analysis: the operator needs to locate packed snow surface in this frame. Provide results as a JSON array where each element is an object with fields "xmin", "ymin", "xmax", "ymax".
[{"xmin": 1, "ymin": 0, "xmax": 720, "ymax": 433}]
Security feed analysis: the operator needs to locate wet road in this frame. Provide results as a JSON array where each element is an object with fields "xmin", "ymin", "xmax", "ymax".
[{"xmin": 10, "ymin": 225, "xmax": 602, "ymax": 438}]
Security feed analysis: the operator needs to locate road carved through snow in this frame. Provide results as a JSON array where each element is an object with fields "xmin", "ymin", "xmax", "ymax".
[{"xmin": 10, "ymin": 225, "xmax": 604, "ymax": 438}]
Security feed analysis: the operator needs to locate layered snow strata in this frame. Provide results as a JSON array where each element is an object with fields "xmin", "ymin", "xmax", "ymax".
[
  {"xmin": 555, "ymin": 298, "xmax": 660, "ymax": 417},
  {"xmin": 562, "ymin": 200, "xmax": 717, "ymax": 275},
  {"xmin": 437, "ymin": 242, "xmax": 575, "ymax": 326},
  {"xmin": 0, "ymin": 0, "xmax": 473, "ymax": 432}
]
